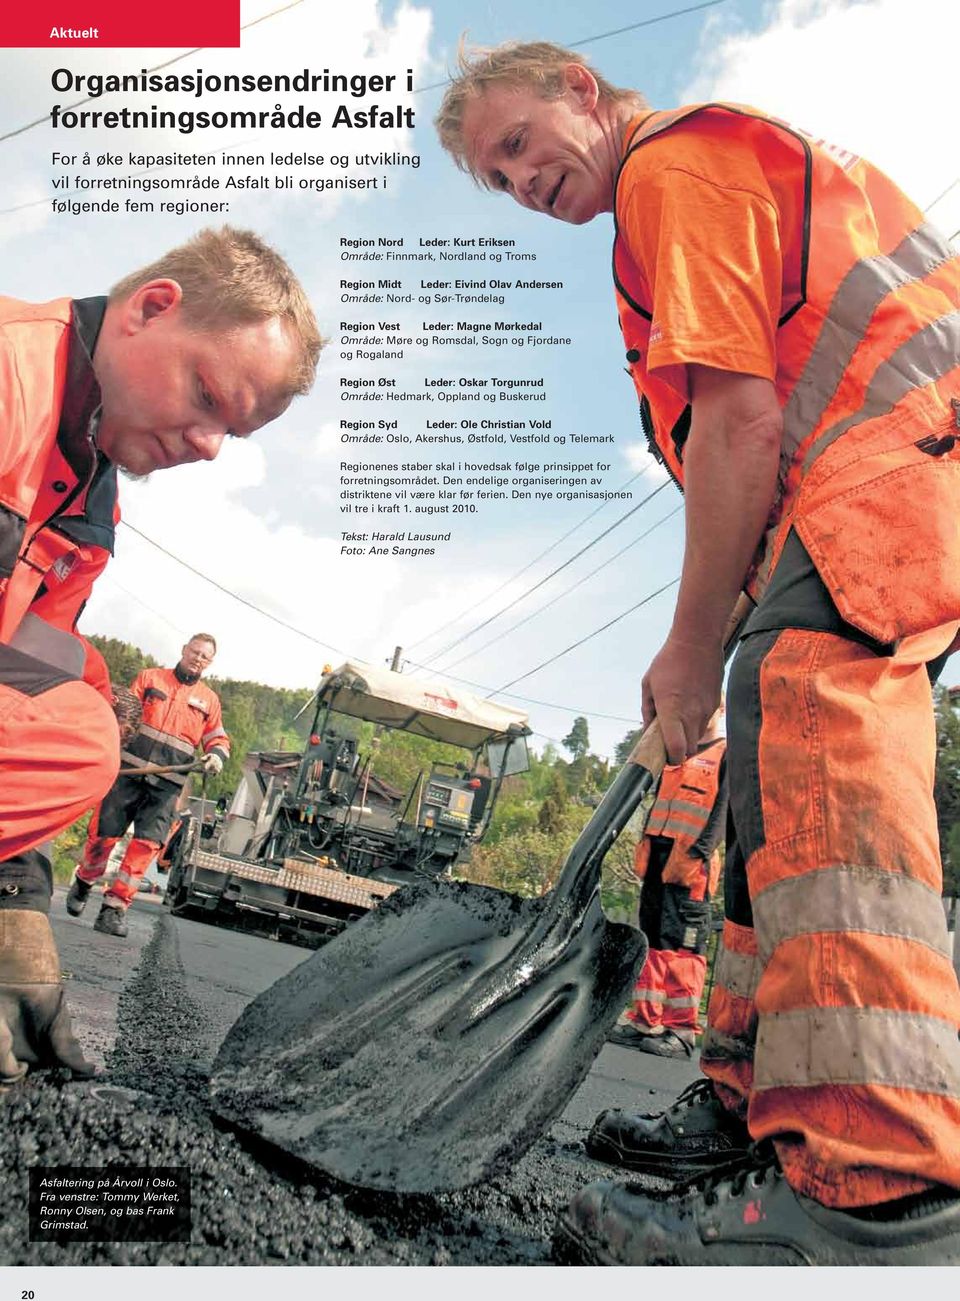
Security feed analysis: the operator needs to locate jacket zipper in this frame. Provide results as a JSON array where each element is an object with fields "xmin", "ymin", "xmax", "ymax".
[{"xmin": 639, "ymin": 395, "xmax": 684, "ymax": 494}]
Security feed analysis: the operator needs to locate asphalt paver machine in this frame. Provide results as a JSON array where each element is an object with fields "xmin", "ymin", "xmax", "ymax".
[{"xmin": 163, "ymin": 661, "xmax": 531, "ymax": 945}]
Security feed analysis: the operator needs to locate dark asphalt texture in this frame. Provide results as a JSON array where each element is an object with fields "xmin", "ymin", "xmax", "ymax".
[{"xmin": 0, "ymin": 899, "xmax": 697, "ymax": 1266}]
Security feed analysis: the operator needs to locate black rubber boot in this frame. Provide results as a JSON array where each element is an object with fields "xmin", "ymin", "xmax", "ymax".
[
  {"xmin": 65, "ymin": 874, "xmax": 93, "ymax": 917},
  {"xmin": 555, "ymin": 1145, "xmax": 960, "ymax": 1265},
  {"xmin": 585, "ymin": 1077, "xmax": 750, "ymax": 1176},
  {"xmin": 93, "ymin": 904, "xmax": 128, "ymax": 938}
]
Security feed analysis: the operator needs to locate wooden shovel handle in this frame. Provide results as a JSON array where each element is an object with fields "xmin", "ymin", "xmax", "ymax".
[{"xmin": 628, "ymin": 592, "xmax": 755, "ymax": 774}]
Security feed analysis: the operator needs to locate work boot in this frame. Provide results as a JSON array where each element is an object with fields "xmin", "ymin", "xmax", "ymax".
[
  {"xmin": 65, "ymin": 873, "xmax": 93, "ymax": 917},
  {"xmin": 585, "ymin": 1077, "xmax": 750, "ymax": 1176},
  {"xmin": 607, "ymin": 1023, "xmax": 694, "ymax": 1057},
  {"xmin": 554, "ymin": 1145, "xmax": 960, "ymax": 1265},
  {"xmin": 93, "ymin": 903, "xmax": 128, "ymax": 938}
]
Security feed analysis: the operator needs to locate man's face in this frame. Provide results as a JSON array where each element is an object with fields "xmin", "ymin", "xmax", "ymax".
[
  {"xmin": 95, "ymin": 282, "xmax": 298, "ymax": 477},
  {"xmin": 461, "ymin": 72, "xmax": 615, "ymax": 225},
  {"xmin": 178, "ymin": 638, "xmax": 215, "ymax": 679}
]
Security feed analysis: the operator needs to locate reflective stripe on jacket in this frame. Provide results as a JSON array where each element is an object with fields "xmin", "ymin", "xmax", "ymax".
[
  {"xmin": 0, "ymin": 295, "xmax": 117, "ymax": 691},
  {"xmin": 613, "ymin": 103, "xmax": 960, "ymax": 644},
  {"xmin": 122, "ymin": 667, "xmax": 230, "ymax": 786},
  {"xmin": 635, "ymin": 738, "xmax": 725, "ymax": 890}
]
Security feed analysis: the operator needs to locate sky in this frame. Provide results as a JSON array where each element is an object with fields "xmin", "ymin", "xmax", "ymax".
[{"xmin": 1, "ymin": 0, "xmax": 957, "ymax": 760}]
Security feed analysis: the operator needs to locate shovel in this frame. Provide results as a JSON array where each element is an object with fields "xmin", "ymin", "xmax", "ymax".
[{"xmin": 210, "ymin": 597, "xmax": 752, "ymax": 1194}]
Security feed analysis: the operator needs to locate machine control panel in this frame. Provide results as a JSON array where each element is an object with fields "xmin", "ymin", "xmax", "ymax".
[{"xmin": 420, "ymin": 777, "xmax": 476, "ymax": 830}]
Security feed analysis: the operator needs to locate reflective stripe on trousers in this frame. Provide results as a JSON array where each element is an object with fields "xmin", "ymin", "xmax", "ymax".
[
  {"xmin": 81, "ymin": 835, "xmax": 159, "ymax": 909},
  {"xmin": 703, "ymin": 597, "xmax": 960, "ymax": 1206},
  {"xmin": 629, "ymin": 946, "xmax": 708, "ymax": 1033}
]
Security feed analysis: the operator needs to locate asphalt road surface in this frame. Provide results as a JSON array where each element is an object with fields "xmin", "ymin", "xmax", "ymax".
[{"xmin": 0, "ymin": 887, "xmax": 700, "ymax": 1266}]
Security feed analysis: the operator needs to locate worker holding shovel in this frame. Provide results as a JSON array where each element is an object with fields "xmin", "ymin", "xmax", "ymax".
[
  {"xmin": 67, "ymin": 634, "xmax": 230, "ymax": 938},
  {"xmin": 436, "ymin": 42, "xmax": 960, "ymax": 1265}
]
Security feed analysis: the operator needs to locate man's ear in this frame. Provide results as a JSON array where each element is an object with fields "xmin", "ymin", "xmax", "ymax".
[
  {"xmin": 122, "ymin": 278, "xmax": 183, "ymax": 331},
  {"xmin": 564, "ymin": 62, "xmax": 601, "ymax": 112}
]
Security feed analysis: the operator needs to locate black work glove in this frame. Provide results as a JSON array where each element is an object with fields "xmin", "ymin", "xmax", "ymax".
[{"xmin": 0, "ymin": 911, "xmax": 96, "ymax": 1087}]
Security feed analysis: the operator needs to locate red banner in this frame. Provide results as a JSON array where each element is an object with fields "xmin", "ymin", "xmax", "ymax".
[{"xmin": 2, "ymin": 1, "xmax": 241, "ymax": 48}]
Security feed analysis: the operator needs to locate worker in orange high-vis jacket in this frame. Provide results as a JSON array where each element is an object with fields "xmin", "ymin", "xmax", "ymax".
[
  {"xmin": 438, "ymin": 42, "xmax": 960, "ymax": 1266},
  {"xmin": 609, "ymin": 707, "xmax": 726, "ymax": 1058},
  {"xmin": 0, "ymin": 228, "xmax": 322, "ymax": 1088},
  {"xmin": 67, "ymin": 634, "xmax": 230, "ymax": 938}
]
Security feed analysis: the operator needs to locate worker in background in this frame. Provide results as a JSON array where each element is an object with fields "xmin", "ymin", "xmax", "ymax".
[
  {"xmin": 437, "ymin": 42, "xmax": 960, "ymax": 1265},
  {"xmin": 0, "ymin": 226, "xmax": 322, "ymax": 1087},
  {"xmin": 609, "ymin": 706, "xmax": 726, "ymax": 1058},
  {"xmin": 67, "ymin": 634, "xmax": 229, "ymax": 938}
]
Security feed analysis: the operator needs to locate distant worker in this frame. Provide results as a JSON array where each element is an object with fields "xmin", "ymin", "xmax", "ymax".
[
  {"xmin": 68, "ymin": 635, "xmax": 229, "ymax": 937},
  {"xmin": 609, "ymin": 707, "xmax": 726, "ymax": 1057},
  {"xmin": 0, "ymin": 226, "xmax": 321, "ymax": 1087}
]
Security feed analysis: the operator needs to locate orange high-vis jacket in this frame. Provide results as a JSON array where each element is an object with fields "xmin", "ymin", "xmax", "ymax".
[
  {"xmin": 613, "ymin": 104, "xmax": 960, "ymax": 645},
  {"xmin": 0, "ymin": 296, "xmax": 116, "ymax": 694},
  {"xmin": 122, "ymin": 667, "xmax": 230, "ymax": 787},
  {"xmin": 635, "ymin": 738, "xmax": 725, "ymax": 896}
]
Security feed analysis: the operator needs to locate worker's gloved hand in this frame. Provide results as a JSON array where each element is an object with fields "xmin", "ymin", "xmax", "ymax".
[
  {"xmin": 0, "ymin": 911, "xmax": 96, "ymax": 1088},
  {"xmin": 202, "ymin": 752, "xmax": 224, "ymax": 776}
]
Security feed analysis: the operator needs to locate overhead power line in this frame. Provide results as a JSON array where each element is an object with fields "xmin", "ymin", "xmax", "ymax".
[
  {"xmin": 118, "ymin": 518, "xmax": 643, "ymax": 726},
  {"xmin": 490, "ymin": 576, "xmax": 680, "ymax": 697},
  {"xmin": 98, "ymin": 570, "xmax": 191, "ymax": 638},
  {"xmin": 437, "ymin": 502, "xmax": 683, "ymax": 674},
  {"xmin": 924, "ymin": 178, "xmax": 960, "ymax": 213},
  {"xmin": 406, "ymin": 468, "xmax": 645, "ymax": 653},
  {"xmin": 119, "ymin": 519, "xmax": 348, "ymax": 660},
  {"xmin": 417, "ymin": 481, "xmax": 671, "ymax": 669}
]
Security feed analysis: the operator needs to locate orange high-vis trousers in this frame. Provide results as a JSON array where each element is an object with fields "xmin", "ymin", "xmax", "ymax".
[
  {"xmin": 78, "ymin": 825, "xmax": 159, "ymax": 910},
  {"xmin": 702, "ymin": 534, "xmax": 960, "ymax": 1208},
  {"xmin": 628, "ymin": 947, "xmax": 708, "ymax": 1034}
]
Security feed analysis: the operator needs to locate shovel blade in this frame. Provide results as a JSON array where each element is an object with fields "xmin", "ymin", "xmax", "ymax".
[{"xmin": 210, "ymin": 878, "xmax": 646, "ymax": 1193}]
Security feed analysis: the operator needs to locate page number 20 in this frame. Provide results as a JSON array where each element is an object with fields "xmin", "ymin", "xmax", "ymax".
[{"xmin": 22, "ymin": 1291, "xmax": 35, "ymax": 1298}]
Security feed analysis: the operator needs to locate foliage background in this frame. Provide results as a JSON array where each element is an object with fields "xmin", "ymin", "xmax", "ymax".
[{"xmin": 52, "ymin": 646, "xmax": 960, "ymax": 915}]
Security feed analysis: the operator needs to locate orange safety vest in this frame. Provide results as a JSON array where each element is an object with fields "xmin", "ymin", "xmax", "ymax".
[
  {"xmin": 0, "ymin": 295, "xmax": 117, "ymax": 685},
  {"xmin": 123, "ymin": 667, "xmax": 230, "ymax": 787},
  {"xmin": 613, "ymin": 104, "xmax": 960, "ymax": 644},
  {"xmin": 635, "ymin": 738, "xmax": 725, "ymax": 891}
]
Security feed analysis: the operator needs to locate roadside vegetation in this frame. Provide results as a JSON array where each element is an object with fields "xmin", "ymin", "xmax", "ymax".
[{"xmin": 51, "ymin": 640, "xmax": 960, "ymax": 919}]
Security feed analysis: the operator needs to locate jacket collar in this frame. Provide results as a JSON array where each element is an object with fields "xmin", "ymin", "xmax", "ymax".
[{"xmin": 56, "ymin": 296, "xmax": 107, "ymax": 479}]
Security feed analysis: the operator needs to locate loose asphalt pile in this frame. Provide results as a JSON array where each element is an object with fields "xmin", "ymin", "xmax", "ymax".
[{"xmin": 0, "ymin": 912, "xmax": 626, "ymax": 1266}]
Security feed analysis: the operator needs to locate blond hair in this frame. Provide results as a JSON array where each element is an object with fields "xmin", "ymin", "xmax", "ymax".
[
  {"xmin": 110, "ymin": 226, "xmax": 323, "ymax": 396},
  {"xmin": 436, "ymin": 39, "xmax": 646, "ymax": 180},
  {"xmin": 187, "ymin": 633, "xmax": 217, "ymax": 654}
]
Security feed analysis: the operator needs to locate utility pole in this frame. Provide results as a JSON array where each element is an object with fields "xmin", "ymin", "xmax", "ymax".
[{"xmin": 389, "ymin": 646, "xmax": 402, "ymax": 672}]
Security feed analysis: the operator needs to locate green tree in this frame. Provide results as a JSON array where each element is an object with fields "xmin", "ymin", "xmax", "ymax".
[
  {"xmin": 615, "ymin": 728, "xmax": 642, "ymax": 765},
  {"xmin": 562, "ymin": 715, "xmax": 590, "ymax": 760},
  {"xmin": 88, "ymin": 634, "xmax": 158, "ymax": 683},
  {"xmin": 537, "ymin": 770, "xmax": 569, "ymax": 834}
]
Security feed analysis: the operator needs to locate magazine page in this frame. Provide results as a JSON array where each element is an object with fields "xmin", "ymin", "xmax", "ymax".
[{"xmin": 1, "ymin": 0, "xmax": 958, "ymax": 1288}]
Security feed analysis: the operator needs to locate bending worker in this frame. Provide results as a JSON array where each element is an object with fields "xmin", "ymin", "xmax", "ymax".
[
  {"xmin": 0, "ymin": 226, "xmax": 321, "ymax": 1086},
  {"xmin": 609, "ymin": 707, "xmax": 726, "ymax": 1058},
  {"xmin": 437, "ymin": 43, "xmax": 960, "ymax": 1265},
  {"xmin": 67, "ymin": 634, "xmax": 229, "ymax": 938}
]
